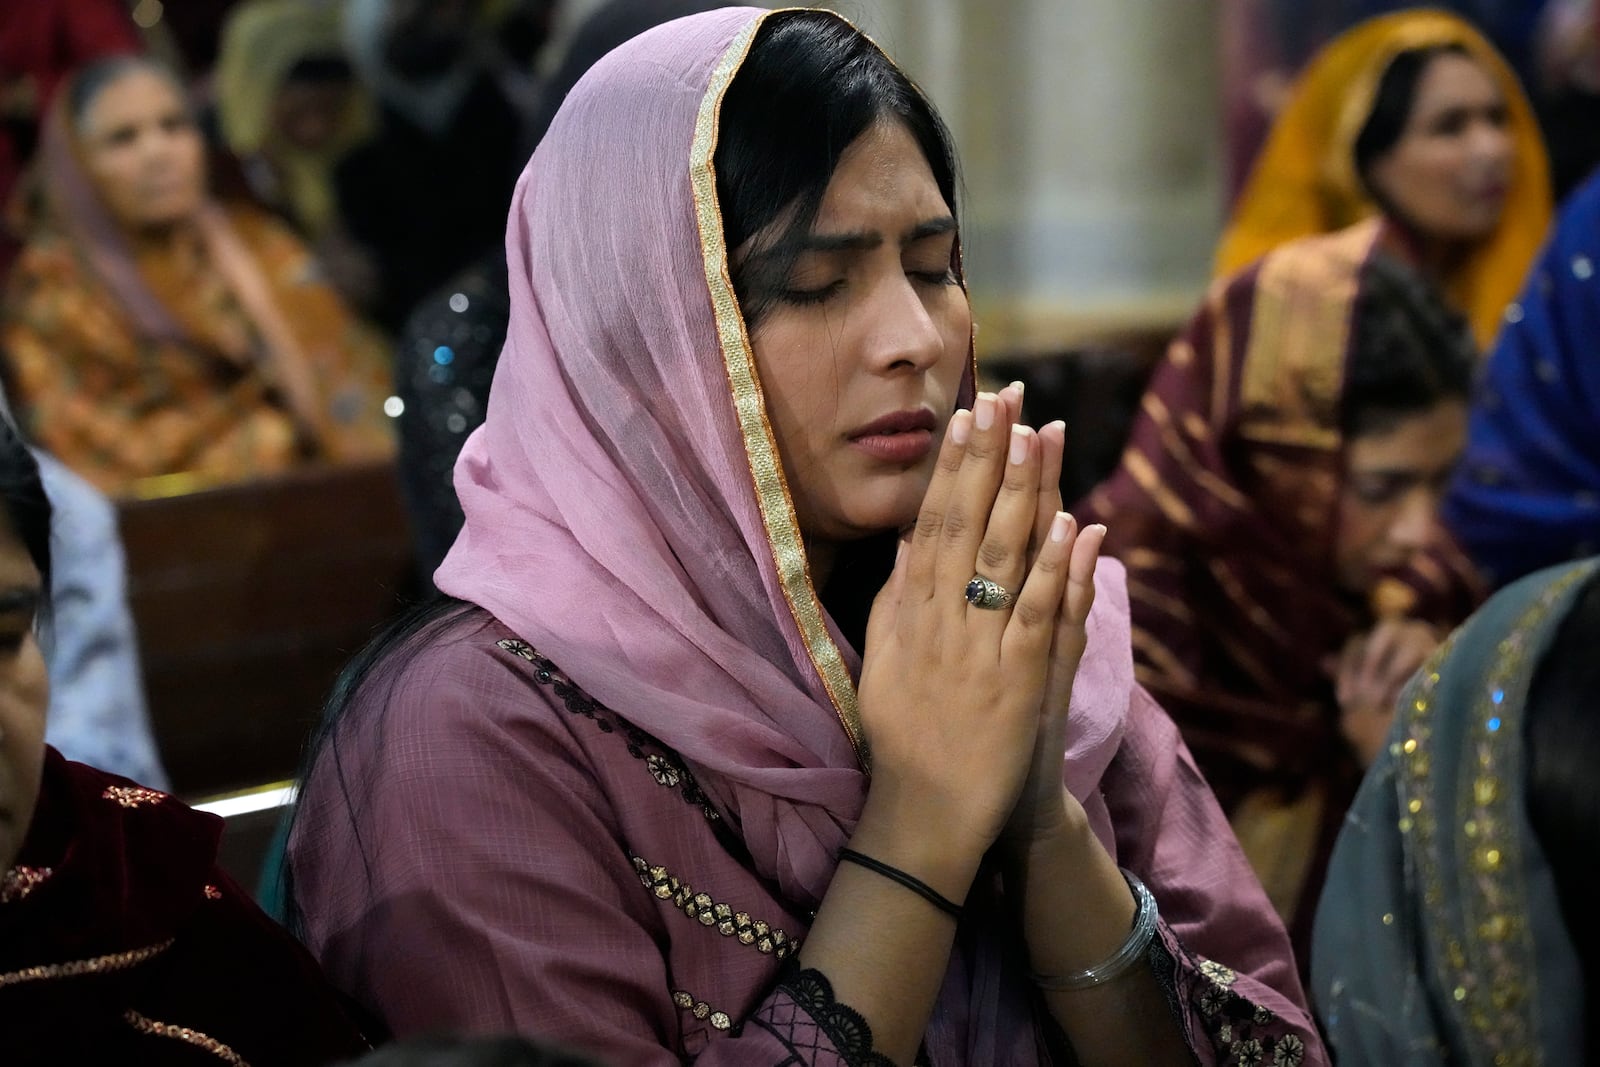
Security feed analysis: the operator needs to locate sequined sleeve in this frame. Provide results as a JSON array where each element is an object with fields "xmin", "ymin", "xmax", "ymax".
[{"xmin": 1103, "ymin": 685, "xmax": 1330, "ymax": 1066}]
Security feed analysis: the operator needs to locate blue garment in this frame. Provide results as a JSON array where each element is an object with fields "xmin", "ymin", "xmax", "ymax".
[
  {"xmin": 1443, "ymin": 169, "xmax": 1600, "ymax": 587},
  {"xmin": 36, "ymin": 453, "xmax": 169, "ymax": 789},
  {"xmin": 1313, "ymin": 558, "xmax": 1597, "ymax": 1063}
]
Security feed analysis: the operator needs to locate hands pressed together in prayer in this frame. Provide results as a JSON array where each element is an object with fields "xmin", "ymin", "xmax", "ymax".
[
  {"xmin": 801, "ymin": 383, "xmax": 1191, "ymax": 1067},
  {"xmin": 856, "ymin": 381, "xmax": 1103, "ymax": 861}
]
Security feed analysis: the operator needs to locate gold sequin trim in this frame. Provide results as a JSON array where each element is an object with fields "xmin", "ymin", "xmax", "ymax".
[
  {"xmin": 672, "ymin": 989, "xmax": 734, "ymax": 1031},
  {"xmin": 1400, "ymin": 562, "xmax": 1594, "ymax": 1066},
  {"xmin": 631, "ymin": 855, "xmax": 796, "ymax": 959},
  {"xmin": 0, "ymin": 939, "xmax": 173, "ymax": 988},
  {"xmin": 125, "ymin": 1010, "xmax": 253, "ymax": 1066},
  {"xmin": 1, "ymin": 866, "xmax": 52, "ymax": 903},
  {"xmin": 687, "ymin": 11, "xmax": 867, "ymax": 769},
  {"xmin": 103, "ymin": 785, "xmax": 167, "ymax": 808}
]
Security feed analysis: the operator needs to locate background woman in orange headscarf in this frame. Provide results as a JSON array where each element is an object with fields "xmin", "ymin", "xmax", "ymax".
[
  {"xmin": 1, "ymin": 56, "xmax": 393, "ymax": 497},
  {"xmin": 1217, "ymin": 9, "xmax": 1552, "ymax": 350}
]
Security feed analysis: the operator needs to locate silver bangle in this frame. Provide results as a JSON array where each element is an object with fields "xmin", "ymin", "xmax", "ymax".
[{"xmin": 1030, "ymin": 868, "xmax": 1159, "ymax": 992}]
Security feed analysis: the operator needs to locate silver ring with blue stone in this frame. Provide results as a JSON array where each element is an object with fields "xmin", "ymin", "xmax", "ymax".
[{"xmin": 964, "ymin": 574, "xmax": 1013, "ymax": 610}]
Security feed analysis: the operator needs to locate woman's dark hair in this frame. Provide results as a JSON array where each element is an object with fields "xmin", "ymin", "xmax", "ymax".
[
  {"xmin": 67, "ymin": 55, "xmax": 185, "ymax": 128},
  {"xmin": 1340, "ymin": 253, "xmax": 1474, "ymax": 438},
  {"xmin": 282, "ymin": 8, "xmax": 940, "ymax": 932},
  {"xmin": 1525, "ymin": 570, "xmax": 1600, "ymax": 1054},
  {"xmin": 716, "ymin": 10, "xmax": 960, "ymax": 326},
  {"xmin": 0, "ymin": 417, "xmax": 52, "ymax": 592},
  {"xmin": 284, "ymin": 54, "xmax": 356, "ymax": 86},
  {"xmin": 1353, "ymin": 44, "xmax": 1472, "ymax": 188}
]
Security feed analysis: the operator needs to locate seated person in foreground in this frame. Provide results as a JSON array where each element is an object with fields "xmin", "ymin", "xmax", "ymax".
[
  {"xmin": 1314, "ymin": 556, "xmax": 1600, "ymax": 1062},
  {"xmin": 1079, "ymin": 234, "xmax": 1480, "ymax": 961},
  {"xmin": 0, "ymin": 417, "xmax": 369, "ymax": 1062},
  {"xmin": 0, "ymin": 56, "xmax": 393, "ymax": 496},
  {"xmin": 288, "ymin": 10, "xmax": 1325, "ymax": 1066}
]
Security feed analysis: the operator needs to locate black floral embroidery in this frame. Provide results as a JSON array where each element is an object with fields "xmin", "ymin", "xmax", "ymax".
[
  {"xmin": 749, "ymin": 962, "xmax": 895, "ymax": 1067},
  {"xmin": 496, "ymin": 638, "xmax": 721, "ymax": 822},
  {"xmin": 1149, "ymin": 923, "xmax": 1308, "ymax": 1066},
  {"xmin": 1185, "ymin": 948, "xmax": 1303, "ymax": 1067}
]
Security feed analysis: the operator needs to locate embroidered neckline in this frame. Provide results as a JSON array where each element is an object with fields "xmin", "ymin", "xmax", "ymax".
[
  {"xmin": 0, "ymin": 866, "xmax": 52, "ymax": 904},
  {"xmin": 496, "ymin": 638, "xmax": 722, "ymax": 823},
  {"xmin": 125, "ymin": 1010, "xmax": 253, "ymax": 1066},
  {"xmin": 0, "ymin": 939, "xmax": 174, "ymax": 989},
  {"xmin": 102, "ymin": 785, "xmax": 167, "ymax": 809}
]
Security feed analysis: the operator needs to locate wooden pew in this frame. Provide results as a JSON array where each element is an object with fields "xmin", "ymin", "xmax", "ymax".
[{"xmin": 119, "ymin": 462, "xmax": 418, "ymax": 799}]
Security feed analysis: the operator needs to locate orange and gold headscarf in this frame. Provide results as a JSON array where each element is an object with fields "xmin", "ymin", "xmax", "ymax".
[{"xmin": 1216, "ymin": 9, "xmax": 1552, "ymax": 350}]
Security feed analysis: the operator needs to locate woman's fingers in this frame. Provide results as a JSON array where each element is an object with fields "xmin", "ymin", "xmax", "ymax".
[
  {"xmin": 1006, "ymin": 511, "xmax": 1078, "ymax": 655},
  {"xmin": 969, "ymin": 424, "xmax": 1044, "ymax": 619},
  {"xmin": 934, "ymin": 393, "xmax": 1011, "ymax": 592},
  {"xmin": 1032, "ymin": 421, "xmax": 1067, "ymax": 554},
  {"xmin": 1063, "ymin": 522, "xmax": 1104, "ymax": 630},
  {"xmin": 905, "ymin": 408, "xmax": 972, "ymax": 600}
]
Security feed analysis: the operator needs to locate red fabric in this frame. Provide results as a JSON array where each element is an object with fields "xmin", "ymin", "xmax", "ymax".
[{"xmin": 1, "ymin": 749, "xmax": 370, "ymax": 1065}]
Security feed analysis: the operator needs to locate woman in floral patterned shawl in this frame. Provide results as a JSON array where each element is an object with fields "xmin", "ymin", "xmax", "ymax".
[{"xmin": 1, "ymin": 55, "xmax": 392, "ymax": 496}]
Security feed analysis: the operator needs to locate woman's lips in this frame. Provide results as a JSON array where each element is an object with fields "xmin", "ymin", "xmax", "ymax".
[
  {"xmin": 847, "ymin": 409, "xmax": 938, "ymax": 464},
  {"xmin": 850, "ymin": 429, "xmax": 934, "ymax": 463}
]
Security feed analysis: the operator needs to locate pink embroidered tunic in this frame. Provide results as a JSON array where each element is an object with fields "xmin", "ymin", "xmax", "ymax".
[{"xmin": 290, "ymin": 8, "xmax": 1327, "ymax": 1064}]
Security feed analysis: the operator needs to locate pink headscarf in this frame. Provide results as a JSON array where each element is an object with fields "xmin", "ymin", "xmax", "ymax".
[{"xmin": 436, "ymin": 8, "xmax": 1134, "ymax": 1059}]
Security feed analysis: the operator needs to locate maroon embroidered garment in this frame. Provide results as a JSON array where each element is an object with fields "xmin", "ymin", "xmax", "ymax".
[{"xmin": 0, "ymin": 748, "xmax": 369, "ymax": 1065}]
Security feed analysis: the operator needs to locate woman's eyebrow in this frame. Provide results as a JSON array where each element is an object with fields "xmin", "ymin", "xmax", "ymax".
[{"xmin": 779, "ymin": 215, "xmax": 959, "ymax": 256}]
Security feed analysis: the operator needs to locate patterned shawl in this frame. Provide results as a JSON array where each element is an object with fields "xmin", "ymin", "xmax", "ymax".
[
  {"xmin": 1217, "ymin": 8, "xmax": 1551, "ymax": 351},
  {"xmin": 1080, "ymin": 219, "xmax": 1478, "ymax": 806},
  {"xmin": 1313, "ymin": 558, "xmax": 1598, "ymax": 1065},
  {"xmin": 1443, "ymin": 167, "xmax": 1600, "ymax": 588}
]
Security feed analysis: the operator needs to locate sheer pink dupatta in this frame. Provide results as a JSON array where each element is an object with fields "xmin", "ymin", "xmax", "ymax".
[{"xmin": 436, "ymin": 9, "xmax": 1134, "ymax": 1062}]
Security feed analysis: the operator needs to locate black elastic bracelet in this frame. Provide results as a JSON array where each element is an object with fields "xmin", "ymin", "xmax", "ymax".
[{"xmin": 836, "ymin": 848, "xmax": 963, "ymax": 920}]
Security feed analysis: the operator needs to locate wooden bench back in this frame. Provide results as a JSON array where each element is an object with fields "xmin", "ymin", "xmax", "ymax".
[{"xmin": 119, "ymin": 462, "xmax": 417, "ymax": 798}]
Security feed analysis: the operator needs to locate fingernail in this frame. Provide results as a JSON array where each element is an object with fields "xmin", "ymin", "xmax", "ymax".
[
  {"xmin": 1086, "ymin": 523, "xmax": 1107, "ymax": 541},
  {"xmin": 1050, "ymin": 511, "xmax": 1073, "ymax": 543},
  {"xmin": 950, "ymin": 409, "xmax": 972, "ymax": 445},
  {"xmin": 974, "ymin": 393, "xmax": 996, "ymax": 431},
  {"xmin": 1008, "ymin": 425, "xmax": 1032, "ymax": 464},
  {"xmin": 1047, "ymin": 420, "xmax": 1066, "ymax": 438},
  {"xmin": 1010, "ymin": 380, "xmax": 1025, "ymax": 396}
]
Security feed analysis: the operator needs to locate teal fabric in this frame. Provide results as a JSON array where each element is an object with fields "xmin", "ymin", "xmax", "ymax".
[{"xmin": 1313, "ymin": 558, "xmax": 1598, "ymax": 1065}]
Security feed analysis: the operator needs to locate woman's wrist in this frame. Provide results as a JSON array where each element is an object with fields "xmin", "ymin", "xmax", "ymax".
[
  {"xmin": 852, "ymin": 778, "xmax": 988, "ymax": 905},
  {"xmin": 1000, "ymin": 783, "xmax": 1092, "ymax": 857}
]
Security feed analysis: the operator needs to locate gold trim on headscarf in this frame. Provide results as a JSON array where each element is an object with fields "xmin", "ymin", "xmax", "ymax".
[
  {"xmin": 688, "ymin": 11, "xmax": 869, "ymax": 768},
  {"xmin": 1217, "ymin": 9, "xmax": 1552, "ymax": 351},
  {"xmin": 1238, "ymin": 217, "xmax": 1381, "ymax": 451}
]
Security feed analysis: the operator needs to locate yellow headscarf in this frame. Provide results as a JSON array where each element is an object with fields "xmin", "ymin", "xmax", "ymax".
[
  {"xmin": 214, "ymin": 0, "xmax": 375, "ymax": 239},
  {"xmin": 1216, "ymin": 9, "xmax": 1552, "ymax": 350}
]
